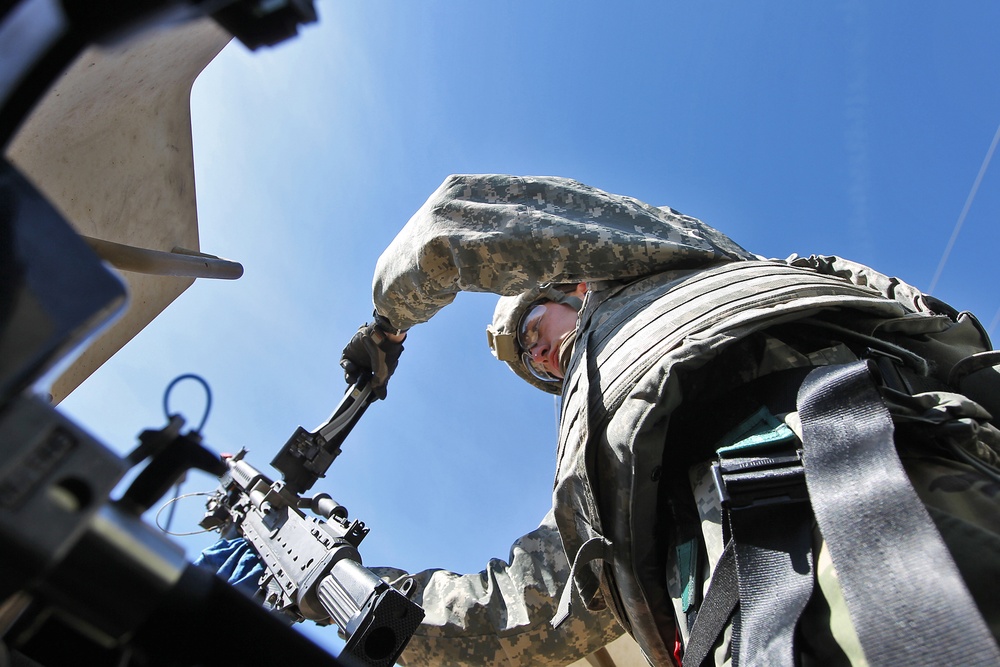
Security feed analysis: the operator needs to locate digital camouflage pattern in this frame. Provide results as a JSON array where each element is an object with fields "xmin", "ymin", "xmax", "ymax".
[
  {"xmin": 372, "ymin": 174, "xmax": 755, "ymax": 330},
  {"xmin": 371, "ymin": 511, "xmax": 623, "ymax": 667},
  {"xmin": 367, "ymin": 175, "xmax": 1000, "ymax": 666},
  {"xmin": 550, "ymin": 257, "xmax": 955, "ymax": 664}
]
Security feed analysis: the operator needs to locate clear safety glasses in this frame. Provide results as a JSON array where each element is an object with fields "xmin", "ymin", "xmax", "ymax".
[{"xmin": 517, "ymin": 302, "xmax": 561, "ymax": 383}]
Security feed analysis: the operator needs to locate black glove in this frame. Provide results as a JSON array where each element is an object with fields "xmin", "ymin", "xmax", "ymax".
[{"xmin": 340, "ymin": 318, "xmax": 405, "ymax": 400}]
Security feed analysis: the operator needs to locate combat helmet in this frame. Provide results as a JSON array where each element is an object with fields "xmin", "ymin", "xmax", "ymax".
[{"xmin": 486, "ymin": 285, "xmax": 584, "ymax": 395}]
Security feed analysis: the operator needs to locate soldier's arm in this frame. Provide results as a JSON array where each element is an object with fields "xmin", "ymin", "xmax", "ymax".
[
  {"xmin": 372, "ymin": 174, "xmax": 755, "ymax": 330},
  {"xmin": 371, "ymin": 510, "xmax": 624, "ymax": 667}
]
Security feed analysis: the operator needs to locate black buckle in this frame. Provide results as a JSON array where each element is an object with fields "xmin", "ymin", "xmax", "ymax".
[
  {"xmin": 711, "ymin": 450, "xmax": 808, "ymax": 510},
  {"xmin": 865, "ymin": 349, "xmax": 913, "ymax": 394}
]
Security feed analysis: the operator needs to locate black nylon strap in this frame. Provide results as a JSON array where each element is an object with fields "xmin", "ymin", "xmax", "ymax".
[
  {"xmin": 684, "ymin": 500, "xmax": 814, "ymax": 667},
  {"xmin": 728, "ymin": 501, "xmax": 814, "ymax": 667},
  {"xmin": 682, "ymin": 541, "xmax": 738, "ymax": 667},
  {"xmin": 798, "ymin": 361, "xmax": 1000, "ymax": 667}
]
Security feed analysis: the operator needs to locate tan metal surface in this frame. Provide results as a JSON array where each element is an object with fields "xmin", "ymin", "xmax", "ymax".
[
  {"xmin": 5, "ymin": 18, "xmax": 232, "ymax": 403},
  {"xmin": 574, "ymin": 634, "xmax": 649, "ymax": 667}
]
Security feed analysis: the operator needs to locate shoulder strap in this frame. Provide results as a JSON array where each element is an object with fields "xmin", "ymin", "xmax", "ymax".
[
  {"xmin": 681, "ymin": 542, "xmax": 737, "ymax": 667},
  {"xmin": 798, "ymin": 361, "xmax": 1000, "ymax": 667},
  {"xmin": 685, "ymin": 361, "xmax": 1000, "ymax": 666}
]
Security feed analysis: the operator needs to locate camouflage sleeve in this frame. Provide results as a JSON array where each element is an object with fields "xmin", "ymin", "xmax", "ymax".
[
  {"xmin": 373, "ymin": 174, "xmax": 756, "ymax": 330},
  {"xmin": 787, "ymin": 254, "xmax": 939, "ymax": 314},
  {"xmin": 370, "ymin": 510, "xmax": 624, "ymax": 667}
]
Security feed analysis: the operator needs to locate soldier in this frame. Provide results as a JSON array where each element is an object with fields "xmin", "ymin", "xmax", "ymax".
[{"xmin": 342, "ymin": 174, "xmax": 1000, "ymax": 667}]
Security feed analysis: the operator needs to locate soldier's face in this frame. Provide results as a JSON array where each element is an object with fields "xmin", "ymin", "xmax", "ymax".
[{"xmin": 519, "ymin": 300, "xmax": 580, "ymax": 380}]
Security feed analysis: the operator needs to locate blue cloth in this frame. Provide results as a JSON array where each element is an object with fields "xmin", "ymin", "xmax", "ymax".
[{"xmin": 195, "ymin": 537, "xmax": 265, "ymax": 596}]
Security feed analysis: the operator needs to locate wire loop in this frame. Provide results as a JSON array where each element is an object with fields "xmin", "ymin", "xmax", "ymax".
[
  {"xmin": 163, "ymin": 373, "xmax": 212, "ymax": 433},
  {"xmin": 155, "ymin": 491, "xmax": 216, "ymax": 536}
]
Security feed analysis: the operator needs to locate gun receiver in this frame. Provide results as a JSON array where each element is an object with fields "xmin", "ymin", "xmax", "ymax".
[{"xmin": 201, "ymin": 377, "xmax": 423, "ymax": 667}]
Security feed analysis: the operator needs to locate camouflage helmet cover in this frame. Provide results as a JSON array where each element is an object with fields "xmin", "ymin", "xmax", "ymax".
[{"xmin": 486, "ymin": 285, "xmax": 583, "ymax": 395}]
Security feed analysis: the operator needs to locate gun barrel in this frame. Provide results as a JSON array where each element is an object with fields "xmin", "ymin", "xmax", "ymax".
[
  {"xmin": 229, "ymin": 455, "xmax": 269, "ymax": 490},
  {"xmin": 317, "ymin": 559, "xmax": 424, "ymax": 667}
]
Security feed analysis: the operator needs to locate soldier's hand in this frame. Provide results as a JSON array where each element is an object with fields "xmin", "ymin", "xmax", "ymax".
[{"xmin": 340, "ymin": 319, "xmax": 405, "ymax": 400}]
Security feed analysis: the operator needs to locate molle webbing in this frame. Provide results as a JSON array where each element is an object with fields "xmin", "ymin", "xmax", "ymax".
[
  {"xmin": 583, "ymin": 260, "xmax": 903, "ymax": 426},
  {"xmin": 550, "ymin": 262, "xmax": 899, "ymax": 607},
  {"xmin": 550, "ymin": 260, "xmax": 907, "ymax": 650}
]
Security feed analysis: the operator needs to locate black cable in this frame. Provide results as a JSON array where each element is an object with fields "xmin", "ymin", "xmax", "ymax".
[
  {"xmin": 163, "ymin": 373, "xmax": 212, "ymax": 433},
  {"xmin": 159, "ymin": 374, "xmax": 212, "ymax": 531},
  {"xmin": 162, "ymin": 480, "xmax": 182, "ymax": 533}
]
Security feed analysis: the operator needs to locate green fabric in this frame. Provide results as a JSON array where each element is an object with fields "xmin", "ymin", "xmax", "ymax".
[{"xmin": 714, "ymin": 406, "xmax": 798, "ymax": 456}]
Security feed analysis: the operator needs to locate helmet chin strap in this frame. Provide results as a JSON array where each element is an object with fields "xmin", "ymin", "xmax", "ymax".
[
  {"xmin": 559, "ymin": 295, "xmax": 584, "ymax": 312},
  {"xmin": 556, "ymin": 328, "xmax": 579, "ymax": 379},
  {"xmin": 537, "ymin": 285, "xmax": 584, "ymax": 313}
]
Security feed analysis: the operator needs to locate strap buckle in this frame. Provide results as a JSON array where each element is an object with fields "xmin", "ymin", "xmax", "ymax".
[
  {"xmin": 865, "ymin": 348, "xmax": 913, "ymax": 394},
  {"xmin": 711, "ymin": 449, "xmax": 808, "ymax": 510}
]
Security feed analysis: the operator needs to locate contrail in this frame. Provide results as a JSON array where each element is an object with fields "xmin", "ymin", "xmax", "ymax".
[{"xmin": 928, "ymin": 120, "xmax": 1000, "ymax": 294}]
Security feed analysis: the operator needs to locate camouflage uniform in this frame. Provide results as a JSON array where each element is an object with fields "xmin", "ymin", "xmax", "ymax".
[
  {"xmin": 370, "ymin": 175, "xmax": 1000, "ymax": 666},
  {"xmin": 374, "ymin": 510, "xmax": 624, "ymax": 667}
]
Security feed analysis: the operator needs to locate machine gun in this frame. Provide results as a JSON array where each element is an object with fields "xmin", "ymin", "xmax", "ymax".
[
  {"xmin": 1, "ymin": 1, "xmax": 425, "ymax": 665},
  {"xmin": 199, "ymin": 376, "xmax": 424, "ymax": 667}
]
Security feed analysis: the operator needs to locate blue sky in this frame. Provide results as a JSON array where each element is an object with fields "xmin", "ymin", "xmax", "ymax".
[{"xmin": 59, "ymin": 1, "xmax": 999, "ymax": 657}]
